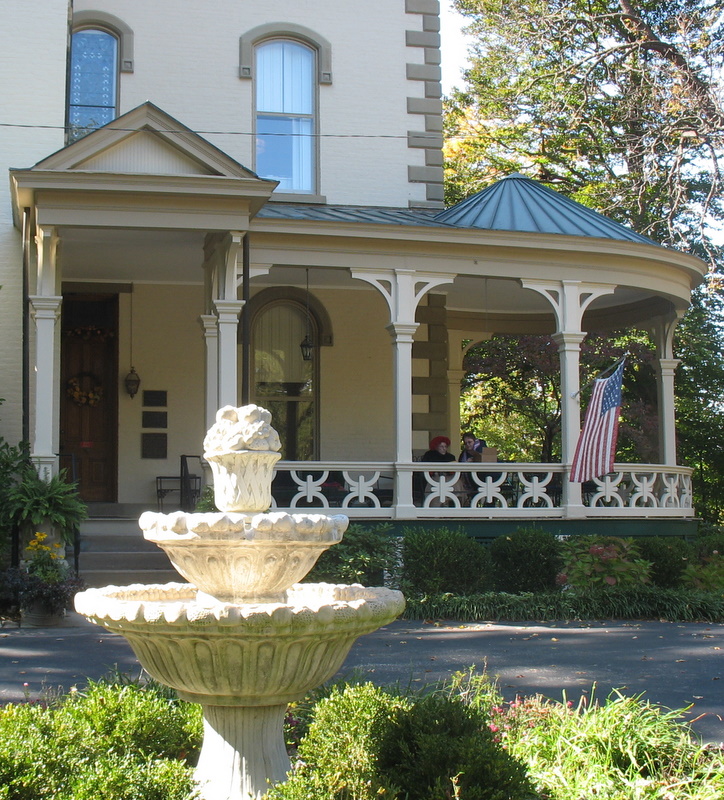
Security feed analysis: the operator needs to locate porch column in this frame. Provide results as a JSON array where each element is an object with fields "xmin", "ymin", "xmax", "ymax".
[
  {"xmin": 29, "ymin": 296, "xmax": 62, "ymax": 480},
  {"xmin": 522, "ymin": 279, "xmax": 616, "ymax": 517},
  {"xmin": 29, "ymin": 224, "xmax": 62, "ymax": 479},
  {"xmin": 199, "ymin": 314, "xmax": 219, "ymax": 429},
  {"xmin": 651, "ymin": 313, "xmax": 681, "ymax": 465},
  {"xmin": 351, "ymin": 268, "xmax": 455, "ymax": 517},
  {"xmin": 447, "ymin": 369, "xmax": 466, "ymax": 445},
  {"xmin": 214, "ymin": 300, "xmax": 244, "ymax": 409}
]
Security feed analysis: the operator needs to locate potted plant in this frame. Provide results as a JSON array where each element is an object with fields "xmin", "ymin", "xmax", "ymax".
[
  {"xmin": 3, "ymin": 531, "xmax": 85, "ymax": 626},
  {"xmin": 7, "ymin": 466, "xmax": 87, "ymax": 553}
]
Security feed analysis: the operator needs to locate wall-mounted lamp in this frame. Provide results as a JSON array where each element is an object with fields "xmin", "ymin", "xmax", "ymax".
[{"xmin": 299, "ymin": 268, "xmax": 314, "ymax": 362}]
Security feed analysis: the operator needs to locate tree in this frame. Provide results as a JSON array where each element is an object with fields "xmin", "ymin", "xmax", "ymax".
[
  {"xmin": 446, "ymin": 0, "xmax": 724, "ymax": 266},
  {"xmin": 446, "ymin": 0, "xmax": 724, "ymax": 519}
]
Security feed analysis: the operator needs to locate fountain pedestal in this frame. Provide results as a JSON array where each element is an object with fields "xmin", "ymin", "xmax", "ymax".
[{"xmin": 74, "ymin": 405, "xmax": 405, "ymax": 799}]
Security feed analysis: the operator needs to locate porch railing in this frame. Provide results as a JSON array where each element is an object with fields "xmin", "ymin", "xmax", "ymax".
[{"xmin": 269, "ymin": 462, "xmax": 694, "ymax": 519}]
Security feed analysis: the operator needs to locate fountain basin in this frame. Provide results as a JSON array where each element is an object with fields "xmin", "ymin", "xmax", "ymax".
[
  {"xmin": 139, "ymin": 511, "xmax": 348, "ymax": 604},
  {"xmin": 74, "ymin": 582, "xmax": 405, "ymax": 706}
]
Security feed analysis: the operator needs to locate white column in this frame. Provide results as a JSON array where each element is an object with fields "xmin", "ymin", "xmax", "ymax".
[
  {"xmin": 656, "ymin": 359, "xmax": 680, "ymax": 465},
  {"xmin": 351, "ymin": 268, "xmax": 455, "ymax": 517},
  {"xmin": 29, "ymin": 295, "xmax": 62, "ymax": 478},
  {"xmin": 199, "ymin": 314, "xmax": 219, "ymax": 428},
  {"xmin": 447, "ymin": 369, "xmax": 466, "ymax": 445},
  {"xmin": 214, "ymin": 300, "xmax": 244, "ymax": 409},
  {"xmin": 522, "ymin": 280, "xmax": 616, "ymax": 518}
]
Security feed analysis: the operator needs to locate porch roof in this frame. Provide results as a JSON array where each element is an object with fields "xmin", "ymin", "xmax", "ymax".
[{"xmin": 258, "ymin": 173, "xmax": 656, "ymax": 246}]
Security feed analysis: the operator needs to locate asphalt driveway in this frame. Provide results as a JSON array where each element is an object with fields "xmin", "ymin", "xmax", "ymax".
[{"xmin": 1, "ymin": 613, "xmax": 721, "ymax": 744}]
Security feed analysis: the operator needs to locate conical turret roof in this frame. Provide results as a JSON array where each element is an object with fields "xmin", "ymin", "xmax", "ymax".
[{"xmin": 434, "ymin": 173, "xmax": 653, "ymax": 244}]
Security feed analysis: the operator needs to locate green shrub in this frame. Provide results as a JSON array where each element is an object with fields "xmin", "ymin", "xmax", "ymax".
[
  {"xmin": 399, "ymin": 526, "xmax": 492, "ymax": 596},
  {"xmin": 306, "ymin": 523, "xmax": 396, "ymax": 585},
  {"xmin": 693, "ymin": 529, "xmax": 724, "ymax": 560},
  {"xmin": 377, "ymin": 693, "xmax": 534, "ymax": 800},
  {"xmin": 0, "ymin": 678, "xmax": 201, "ymax": 800},
  {"xmin": 559, "ymin": 536, "xmax": 651, "ymax": 589},
  {"xmin": 681, "ymin": 553, "xmax": 724, "ymax": 592},
  {"xmin": 636, "ymin": 536, "xmax": 692, "ymax": 587},
  {"xmin": 268, "ymin": 683, "xmax": 533, "ymax": 800},
  {"xmin": 489, "ymin": 527, "xmax": 562, "ymax": 593}
]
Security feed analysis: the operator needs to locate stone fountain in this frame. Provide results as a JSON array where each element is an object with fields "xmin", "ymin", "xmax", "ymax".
[{"xmin": 75, "ymin": 405, "xmax": 405, "ymax": 800}]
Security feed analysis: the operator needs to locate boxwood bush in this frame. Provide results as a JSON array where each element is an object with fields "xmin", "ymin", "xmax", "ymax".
[
  {"xmin": 398, "ymin": 526, "xmax": 492, "ymax": 596},
  {"xmin": 267, "ymin": 682, "xmax": 534, "ymax": 800},
  {"xmin": 489, "ymin": 527, "xmax": 562, "ymax": 593}
]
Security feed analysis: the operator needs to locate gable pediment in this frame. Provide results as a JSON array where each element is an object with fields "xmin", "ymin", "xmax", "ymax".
[{"xmin": 32, "ymin": 102, "xmax": 258, "ymax": 180}]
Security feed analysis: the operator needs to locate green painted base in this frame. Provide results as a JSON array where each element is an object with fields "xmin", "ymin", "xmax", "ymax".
[{"xmin": 366, "ymin": 517, "xmax": 700, "ymax": 544}]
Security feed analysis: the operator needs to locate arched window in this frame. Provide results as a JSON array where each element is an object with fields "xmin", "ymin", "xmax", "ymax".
[
  {"xmin": 67, "ymin": 12, "xmax": 133, "ymax": 143},
  {"xmin": 68, "ymin": 27, "xmax": 119, "ymax": 141},
  {"xmin": 255, "ymin": 40, "xmax": 316, "ymax": 194},
  {"xmin": 252, "ymin": 300, "xmax": 318, "ymax": 459}
]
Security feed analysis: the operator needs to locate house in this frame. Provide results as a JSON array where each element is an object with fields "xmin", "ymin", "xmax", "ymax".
[{"xmin": 1, "ymin": 0, "xmax": 706, "ymax": 546}]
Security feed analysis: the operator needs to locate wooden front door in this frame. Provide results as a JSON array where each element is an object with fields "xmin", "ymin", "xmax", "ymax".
[{"xmin": 60, "ymin": 294, "xmax": 118, "ymax": 502}]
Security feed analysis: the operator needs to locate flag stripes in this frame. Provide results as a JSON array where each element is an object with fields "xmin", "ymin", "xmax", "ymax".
[{"xmin": 570, "ymin": 360, "xmax": 625, "ymax": 483}]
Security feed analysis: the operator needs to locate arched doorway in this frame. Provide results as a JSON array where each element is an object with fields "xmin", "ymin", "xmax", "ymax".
[{"xmin": 251, "ymin": 299, "xmax": 318, "ymax": 459}]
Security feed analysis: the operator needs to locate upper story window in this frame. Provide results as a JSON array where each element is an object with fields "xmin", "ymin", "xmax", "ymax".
[
  {"xmin": 68, "ymin": 28, "xmax": 119, "ymax": 142},
  {"xmin": 67, "ymin": 12, "xmax": 134, "ymax": 144},
  {"xmin": 255, "ymin": 40, "xmax": 316, "ymax": 194}
]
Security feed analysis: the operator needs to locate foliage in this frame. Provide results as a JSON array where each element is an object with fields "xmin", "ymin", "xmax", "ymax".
[
  {"xmin": 402, "ymin": 586, "xmax": 724, "ymax": 623},
  {"xmin": 636, "ymin": 536, "xmax": 693, "ymax": 588},
  {"xmin": 268, "ymin": 682, "xmax": 533, "ymax": 800},
  {"xmin": 446, "ymin": 0, "xmax": 724, "ymax": 263},
  {"xmin": 306, "ymin": 523, "xmax": 397, "ymax": 585},
  {"xmin": 193, "ymin": 485, "xmax": 218, "ymax": 513},
  {"xmin": 398, "ymin": 526, "xmax": 492, "ymax": 596},
  {"xmin": 0, "ymin": 678, "xmax": 201, "ymax": 799},
  {"xmin": 462, "ymin": 331, "xmax": 659, "ymax": 464},
  {"xmin": 6, "ymin": 467, "xmax": 87, "ymax": 545},
  {"xmin": 681, "ymin": 553, "xmax": 724, "ymax": 593},
  {"xmin": 499, "ymin": 689, "xmax": 723, "ymax": 800},
  {"xmin": 1, "ymin": 532, "xmax": 84, "ymax": 615},
  {"xmin": 489, "ymin": 527, "xmax": 562, "ymax": 593},
  {"xmin": 558, "ymin": 536, "xmax": 652, "ymax": 589},
  {"xmin": 0, "ymin": 400, "xmax": 27, "ymax": 559}
]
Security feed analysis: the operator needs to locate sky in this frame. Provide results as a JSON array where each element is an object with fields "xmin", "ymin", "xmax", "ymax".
[{"xmin": 439, "ymin": 1, "xmax": 473, "ymax": 94}]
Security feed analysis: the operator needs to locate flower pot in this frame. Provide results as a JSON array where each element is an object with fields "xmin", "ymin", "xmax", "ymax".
[{"xmin": 21, "ymin": 601, "xmax": 64, "ymax": 628}]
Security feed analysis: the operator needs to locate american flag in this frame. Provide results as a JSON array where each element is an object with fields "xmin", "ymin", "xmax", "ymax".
[{"xmin": 570, "ymin": 360, "xmax": 625, "ymax": 483}]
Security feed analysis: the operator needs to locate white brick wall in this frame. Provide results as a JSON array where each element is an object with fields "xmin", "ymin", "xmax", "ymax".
[{"xmin": 0, "ymin": 1, "xmax": 68, "ymax": 443}]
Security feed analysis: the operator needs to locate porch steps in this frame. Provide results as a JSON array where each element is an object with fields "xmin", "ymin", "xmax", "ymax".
[{"xmin": 78, "ymin": 513, "xmax": 182, "ymax": 589}]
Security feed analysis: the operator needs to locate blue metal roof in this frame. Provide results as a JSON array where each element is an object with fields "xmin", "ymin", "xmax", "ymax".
[
  {"xmin": 256, "ymin": 203, "xmax": 449, "ymax": 227},
  {"xmin": 434, "ymin": 173, "xmax": 654, "ymax": 244}
]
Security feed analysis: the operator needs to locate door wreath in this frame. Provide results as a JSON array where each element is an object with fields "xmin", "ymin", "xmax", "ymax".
[{"xmin": 67, "ymin": 373, "xmax": 104, "ymax": 406}]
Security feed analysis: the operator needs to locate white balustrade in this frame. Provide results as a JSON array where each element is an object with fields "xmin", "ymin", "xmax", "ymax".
[{"xmin": 268, "ymin": 461, "xmax": 694, "ymax": 519}]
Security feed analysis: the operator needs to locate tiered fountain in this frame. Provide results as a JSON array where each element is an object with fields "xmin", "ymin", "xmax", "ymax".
[{"xmin": 75, "ymin": 405, "xmax": 405, "ymax": 800}]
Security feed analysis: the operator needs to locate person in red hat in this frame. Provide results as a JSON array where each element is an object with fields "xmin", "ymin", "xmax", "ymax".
[{"xmin": 422, "ymin": 435, "xmax": 456, "ymax": 463}]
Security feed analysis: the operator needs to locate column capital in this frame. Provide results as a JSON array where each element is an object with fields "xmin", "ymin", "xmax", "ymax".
[
  {"xmin": 29, "ymin": 295, "xmax": 62, "ymax": 318},
  {"xmin": 657, "ymin": 358, "xmax": 681, "ymax": 375},
  {"xmin": 199, "ymin": 314, "xmax": 219, "ymax": 336},
  {"xmin": 551, "ymin": 331, "xmax": 586, "ymax": 349},
  {"xmin": 214, "ymin": 299, "xmax": 245, "ymax": 320},
  {"xmin": 386, "ymin": 321, "xmax": 419, "ymax": 342}
]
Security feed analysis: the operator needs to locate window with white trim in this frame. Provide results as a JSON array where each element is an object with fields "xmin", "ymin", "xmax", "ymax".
[{"xmin": 255, "ymin": 40, "xmax": 316, "ymax": 194}]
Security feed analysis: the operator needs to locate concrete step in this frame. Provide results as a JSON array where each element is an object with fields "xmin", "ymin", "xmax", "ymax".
[
  {"xmin": 81, "ymin": 569, "xmax": 186, "ymax": 589},
  {"xmin": 78, "ymin": 514, "xmax": 179, "ymax": 587}
]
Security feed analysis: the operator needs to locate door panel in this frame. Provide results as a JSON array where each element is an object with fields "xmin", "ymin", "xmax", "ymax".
[{"xmin": 60, "ymin": 294, "xmax": 118, "ymax": 502}]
